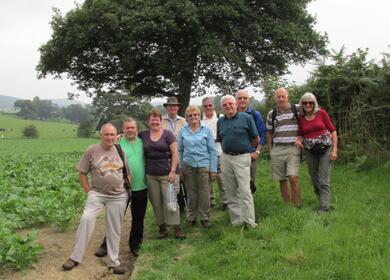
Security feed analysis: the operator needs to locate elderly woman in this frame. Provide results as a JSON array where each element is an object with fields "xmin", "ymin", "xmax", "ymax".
[
  {"xmin": 295, "ymin": 92, "xmax": 338, "ymax": 213},
  {"xmin": 139, "ymin": 109, "xmax": 186, "ymax": 239},
  {"xmin": 178, "ymin": 106, "xmax": 217, "ymax": 228}
]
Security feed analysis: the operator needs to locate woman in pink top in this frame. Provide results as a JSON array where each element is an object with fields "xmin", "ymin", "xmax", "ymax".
[{"xmin": 295, "ymin": 92, "xmax": 338, "ymax": 213}]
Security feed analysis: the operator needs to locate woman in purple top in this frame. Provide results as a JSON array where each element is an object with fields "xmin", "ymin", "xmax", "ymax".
[{"xmin": 139, "ymin": 109, "xmax": 186, "ymax": 240}]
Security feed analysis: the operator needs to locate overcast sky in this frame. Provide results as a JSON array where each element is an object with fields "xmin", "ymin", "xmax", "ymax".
[{"xmin": 1, "ymin": 0, "xmax": 389, "ymax": 103}]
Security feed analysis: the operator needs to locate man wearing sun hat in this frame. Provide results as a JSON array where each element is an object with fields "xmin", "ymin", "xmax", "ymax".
[{"xmin": 162, "ymin": 96, "xmax": 187, "ymax": 213}]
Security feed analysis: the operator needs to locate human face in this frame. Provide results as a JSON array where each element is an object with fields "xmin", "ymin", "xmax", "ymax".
[
  {"xmin": 274, "ymin": 88, "xmax": 289, "ymax": 109},
  {"xmin": 100, "ymin": 125, "xmax": 117, "ymax": 148},
  {"xmin": 122, "ymin": 121, "xmax": 138, "ymax": 140},
  {"xmin": 302, "ymin": 101, "xmax": 314, "ymax": 113},
  {"xmin": 148, "ymin": 115, "xmax": 162, "ymax": 131},
  {"xmin": 236, "ymin": 91, "xmax": 250, "ymax": 112},
  {"xmin": 222, "ymin": 97, "xmax": 237, "ymax": 118},
  {"xmin": 165, "ymin": 104, "xmax": 179, "ymax": 118},
  {"xmin": 186, "ymin": 111, "xmax": 200, "ymax": 127},
  {"xmin": 202, "ymin": 100, "xmax": 214, "ymax": 117}
]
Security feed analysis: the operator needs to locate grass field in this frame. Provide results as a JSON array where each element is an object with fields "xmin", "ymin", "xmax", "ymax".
[
  {"xmin": 0, "ymin": 113, "xmax": 79, "ymax": 138},
  {"xmin": 134, "ymin": 161, "xmax": 390, "ymax": 280},
  {"xmin": 1, "ymin": 127, "xmax": 390, "ymax": 277}
]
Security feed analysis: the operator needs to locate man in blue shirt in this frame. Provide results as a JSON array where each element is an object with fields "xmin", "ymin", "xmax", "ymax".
[
  {"xmin": 236, "ymin": 89, "xmax": 267, "ymax": 191},
  {"xmin": 217, "ymin": 95, "xmax": 259, "ymax": 228}
]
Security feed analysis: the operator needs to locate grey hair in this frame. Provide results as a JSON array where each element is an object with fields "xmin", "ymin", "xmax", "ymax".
[
  {"xmin": 122, "ymin": 117, "xmax": 139, "ymax": 129},
  {"xmin": 202, "ymin": 96, "xmax": 215, "ymax": 105},
  {"xmin": 220, "ymin": 94, "xmax": 236, "ymax": 106},
  {"xmin": 235, "ymin": 89, "xmax": 250, "ymax": 98},
  {"xmin": 100, "ymin": 122, "xmax": 117, "ymax": 133},
  {"xmin": 299, "ymin": 92, "xmax": 320, "ymax": 115}
]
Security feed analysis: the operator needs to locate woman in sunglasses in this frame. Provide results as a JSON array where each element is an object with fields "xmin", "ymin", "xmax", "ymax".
[
  {"xmin": 178, "ymin": 106, "xmax": 217, "ymax": 228},
  {"xmin": 295, "ymin": 92, "xmax": 338, "ymax": 213}
]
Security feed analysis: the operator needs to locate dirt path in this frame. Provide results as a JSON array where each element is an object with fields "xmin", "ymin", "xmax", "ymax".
[{"xmin": 1, "ymin": 214, "xmax": 136, "ymax": 280}]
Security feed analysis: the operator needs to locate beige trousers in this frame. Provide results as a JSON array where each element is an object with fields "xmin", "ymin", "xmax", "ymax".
[
  {"xmin": 70, "ymin": 190, "xmax": 128, "ymax": 267},
  {"xmin": 147, "ymin": 175, "xmax": 180, "ymax": 225}
]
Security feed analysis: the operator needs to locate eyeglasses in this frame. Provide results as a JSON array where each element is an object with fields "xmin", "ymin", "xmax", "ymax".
[
  {"xmin": 187, "ymin": 114, "xmax": 198, "ymax": 118},
  {"xmin": 302, "ymin": 101, "xmax": 314, "ymax": 106},
  {"xmin": 203, "ymin": 104, "xmax": 213, "ymax": 108}
]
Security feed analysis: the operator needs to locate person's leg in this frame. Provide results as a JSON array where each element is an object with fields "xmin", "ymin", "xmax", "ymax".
[
  {"xmin": 129, "ymin": 189, "xmax": 148, "ymax": 254},
  {"xmin": 304, "ymin": 150, "xmax": 321, "ymax": 199},
  {"xmin": 279, "ymin": 179, "xmax": 292, "ymax": 203},
  {"xmin": 317, "ymin": 149, "xmax": 332, "ymax": 211},
  {"xmin": 289, "ymin": 176, "xmax": 301, "ymax": 208},
  {"xmin": 221, "ymin": 154, "xmax": 243, "ymax": 226},
  {"xmin": 250, "ymin": 159, "xmax": 257, "ymax": 185},
  {"xmin": 70, "ymin": 191, "xmax": 104, "ymax": 263},
  {"xmin": 209, "ymin": 180, "xmax": 216, "ymax": 207},
  {"xmin": 197, "ymin": 167, "xmax": 211, "ymax": 224},
  {"xmin": 147, "ymin": 175, "xmax": 168, "ymax": 238},
  {"xmin": 183, "ymin": 165, "xmax": 197, "ymax": 223},
  {"xmin": 105, "ymin": 192, "xmax": 128, "ymax": 267},
  {"xmin": 216, "ymin": 156, "xmax": 228, "ymax": 207}
]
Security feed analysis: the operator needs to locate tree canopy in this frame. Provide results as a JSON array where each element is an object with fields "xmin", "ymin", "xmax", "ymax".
[{"xmin": 37, "ymin": 0, "xmax": 327, "ymax": 112}]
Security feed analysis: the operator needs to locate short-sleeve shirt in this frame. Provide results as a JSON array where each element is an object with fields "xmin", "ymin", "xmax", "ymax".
[
  {"xmin": 119, "ymin": 137, "xmax": 146, "ymax": 192},
  {"xmin": 217, "ymin": 112, "xmax": 259, "ymax": 153},
  {"xmin": 266, "ymin": 104, "xmax": 299, "ymax": 144},
  {"xmin": 139, "ymin": 129, "xmax": 176, "ymax": 176},
  {"xmin": 77, "ymin": 144, "xmax": 125, "ymax": 195}
]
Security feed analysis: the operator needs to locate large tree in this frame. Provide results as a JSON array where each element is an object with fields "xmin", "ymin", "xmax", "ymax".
[{"xmin": 37, "ymin": 0, "xmax": 327, "ymax": 113}]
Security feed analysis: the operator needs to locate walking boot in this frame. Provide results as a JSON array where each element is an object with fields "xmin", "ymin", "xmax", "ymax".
[
  {"xmin": 173, "ymin": 225, "xmax": 186, "ymax": 240},
  {"xmin": 158, "ymin": 224, "xmax": 168, "ymax": 239}
]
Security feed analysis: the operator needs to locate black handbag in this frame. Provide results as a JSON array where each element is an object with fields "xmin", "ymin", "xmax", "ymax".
[{"xmin": 308, "ymin": 142, "xmax": 330, "ymax": 155}]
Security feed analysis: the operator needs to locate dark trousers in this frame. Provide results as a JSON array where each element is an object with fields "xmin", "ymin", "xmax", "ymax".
[{"xmin": 129, "ymin": 189, "xmax": 148, "ymax": 250}]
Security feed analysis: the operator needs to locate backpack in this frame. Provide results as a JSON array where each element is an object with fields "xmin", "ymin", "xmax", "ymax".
[{"xmin": 271, "ymin": 104, "xmax": 298, "ymax": 134}]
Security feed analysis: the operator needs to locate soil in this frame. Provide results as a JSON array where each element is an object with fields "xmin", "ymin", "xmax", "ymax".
[{"xmin": 1, "ymin": 214, "xmax": 136, "ymax": 280}]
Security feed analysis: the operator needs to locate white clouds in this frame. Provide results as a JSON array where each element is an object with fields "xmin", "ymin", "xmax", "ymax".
[{"xmin": 0, "ymin": 0, "xmax": 389, "ymax": 101}]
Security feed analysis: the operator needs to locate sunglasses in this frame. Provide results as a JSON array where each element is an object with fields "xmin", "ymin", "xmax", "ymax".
[
  {"xmin": 203, "ymin": 104, "xmax": 213, "ymax": 108},
  {"xmin": 187, "ymin": 114, "xmax": 198, "ymax": 118},
  {"xmin": 302, "ymin": 101, "xmax": 314, "ymax": 105}
]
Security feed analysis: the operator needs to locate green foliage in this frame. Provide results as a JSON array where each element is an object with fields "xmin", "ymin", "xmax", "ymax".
[
  {"xmin": 77, "ymin": 119, "xmax": 96, "ymax": 138},
  {"xmin": 14, "ymin": 96, "xmax": 60, "ymax": 120},
  {"xmin": 135, "ymin": 161, "xmax": 390, "ymax": 279},
  {"xmin": 22, "ymin": 124, "xmax": 39, "ymax": 138},
  {"xmin": 62, "ymin": 104, "xmax": 92, "ymax": 123},
  {"xmin": 37, "ymin": 0, "xmax": 327, "ymax": 114},
  {"xmin": 0, "ymin": 148, "xmax": 89, "ymax": 270}
]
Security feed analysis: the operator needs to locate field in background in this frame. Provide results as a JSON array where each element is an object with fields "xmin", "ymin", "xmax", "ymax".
[{"xmin": 0, "ymin": 113, "xmax": 78, "ymax": 138}]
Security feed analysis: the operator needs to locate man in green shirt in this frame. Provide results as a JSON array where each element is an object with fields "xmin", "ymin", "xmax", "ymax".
[{"xmin": 95, "ymin": 118, "xmax": 147, "ymax": 257}]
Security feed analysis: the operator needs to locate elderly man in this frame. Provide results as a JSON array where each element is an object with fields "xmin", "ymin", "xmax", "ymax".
[
  {"xmin": 236, "ymin": 89, "xmax": 267, "ymax": 192},
  {"xmin": 266, "ymin": 87, "xmax": 301, "ymax": 208},
  {"xmin": 162, "ymin": 97, "xmax": 187, "ymax": 212},
  {"xmin": 95, "ymin": 118, "xmax": 147, "ymax": 258},
  {"xmin": 62, "ymin": 123, "xmax": 129, "ymax": 274},
  {"xmin": 201, "ymin": 96, "xmax": 227, "ymax": 210},
  {"xmin": 217, "ymin": 95, "xmax": 259, "ymax": 228}
]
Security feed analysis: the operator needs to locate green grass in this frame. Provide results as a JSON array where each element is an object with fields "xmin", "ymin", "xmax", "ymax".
[
  {"xmin": 0, "ymin": 113, "xmax": 79, "ymax": 138},
  {"xmin": 134, "ymin": 161, "xmax": 390, "ymax": 280}
]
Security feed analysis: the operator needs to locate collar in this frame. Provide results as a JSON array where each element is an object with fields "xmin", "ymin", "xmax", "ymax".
[
  {"xmin": 202, "ymin": 111, "xmax": 217, "ymax": 121},
  {"xmin": 163, "ymin": 114, "xmax": 184, "ymax": 121}
]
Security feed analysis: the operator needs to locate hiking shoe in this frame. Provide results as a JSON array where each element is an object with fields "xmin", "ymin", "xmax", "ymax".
[
  {"xmin": 62, "ymin": 258, "xmax": 79, "ymax": 271},
  {"xmin": 158, "ymin": 224, "xmax": 168, "ymax": 239},
  {"xmin": 187, "ymin": 220, "xmax": 196, "ymax": 227},
  {"xmin": 173, "ymin": 225, "xmax": 186, "ymax": 240},
  {"xmin": 109, "ymin": 265, "xmax": 125, "ymax": 274},
  {"xmin": 201, "ymin": 221, "xmax": 210, "ymax": 228},
  {"xmin": 95, "ymin": 246, "xmax": 107, "ymax": 257},
  {"xmin": 222, "ymin": 203, "xmax": 228, "ymax": 211}
]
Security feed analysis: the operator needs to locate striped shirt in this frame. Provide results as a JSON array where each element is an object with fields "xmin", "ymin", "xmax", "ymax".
[{"xmin": 266, "ymin": 104, "xmax": 299, "ymax": 144}]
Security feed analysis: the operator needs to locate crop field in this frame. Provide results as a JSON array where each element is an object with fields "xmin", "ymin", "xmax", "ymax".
[{"xmin": 0, "ymin": 113, "xmax": 78, "ymax": 138}]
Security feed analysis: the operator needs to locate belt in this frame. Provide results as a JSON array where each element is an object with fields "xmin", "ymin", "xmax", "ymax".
[
  {"xmin": 273, "ymin": 142, "xmax": 295, "ymax": 146},
  {"xmin": 224, "ymin": 151, "xmax": 248, "ymax": 156}
]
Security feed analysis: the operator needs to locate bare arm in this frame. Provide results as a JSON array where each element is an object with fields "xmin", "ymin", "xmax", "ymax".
[
  {"xmin": 79, "ymin": 172, "xmax": 91, "ymax": 193},
  {"xmin": 330, "ymin": 130, "xmax": 338, "ymax": 161},
  {"xmin": 267, "ymin": 131, "xmax": 273, "ymax": 151},
  {"xmin": 169, "ymin": 142, "xmax": 179, "ymax": 182}
]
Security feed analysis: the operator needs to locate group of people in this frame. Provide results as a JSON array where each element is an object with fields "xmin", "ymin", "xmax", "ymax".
[{"xmin": 62, "ymin": 87, "xmax": 338, "ymax": 274}]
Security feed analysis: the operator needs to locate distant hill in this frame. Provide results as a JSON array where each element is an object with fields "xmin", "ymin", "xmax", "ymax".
[{"xmin": 0, "ymin": 95, "xmax": 19, "ymax": 109}]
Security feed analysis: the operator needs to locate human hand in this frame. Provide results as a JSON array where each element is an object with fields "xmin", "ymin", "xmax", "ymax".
[
  {"xmin": 330, "ymin": 150, "xmax": 338, "ymax": 161},
  {"xmin": 250, "ymin": 152, "xmax": 259, "ymax": 160}
]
